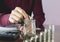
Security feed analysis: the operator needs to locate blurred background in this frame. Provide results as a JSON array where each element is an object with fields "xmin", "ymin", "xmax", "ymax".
[
  {"xmin": 42, "ymin": 0, "xmax": 60, "ymax": 25},
  {"xmin": 42, "ymin": 0, "xmax": 60, "ymax": 42}
]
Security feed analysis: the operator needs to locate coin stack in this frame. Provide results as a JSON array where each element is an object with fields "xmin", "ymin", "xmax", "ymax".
[{"xmin": 23, "ymin": 25, "xmax": 55, "ymax": 42}]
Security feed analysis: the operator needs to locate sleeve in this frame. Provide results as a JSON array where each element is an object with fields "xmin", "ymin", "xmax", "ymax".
[
  {"xmin": 0, "ymin": 14, "xmax": 12, "ymax": 26},
  {"xmin": 33, "ymin": 0, "xmax": 45, "ymax": 28},
  {"xmin": 0, "ymin": 1, "xmax": 12, "ymax": 26}
]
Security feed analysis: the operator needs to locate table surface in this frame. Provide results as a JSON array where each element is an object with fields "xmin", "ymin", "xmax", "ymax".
[
  {"xmin": 0, "ymin": 25, "xmax": 60, "ymax": 42},
  {"xmin": 44, "ymin": 25, "xmax": 60, "ymax": 42}
]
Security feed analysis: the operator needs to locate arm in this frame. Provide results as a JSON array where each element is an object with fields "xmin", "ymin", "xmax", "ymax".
[{"xmin": 33, "ymin": 0, "xmax": 45, "ymax": 28}]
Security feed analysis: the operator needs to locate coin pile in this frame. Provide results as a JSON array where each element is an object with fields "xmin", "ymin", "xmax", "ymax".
[{"xmin": 23, "ymin": 25, "xmax": 54, "ymax": 42}]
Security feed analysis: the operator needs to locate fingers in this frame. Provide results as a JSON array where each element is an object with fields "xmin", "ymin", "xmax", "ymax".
[
  {"xmin": 12, "ymin": 10, "xmax": 23, "ymax": 19},
  {"xmin": 18, "ymin": 26, "xmax": 24, "ymax": 39},
  {"xmin": 9, "ymin": 10, "xmax": 24, "ymax": 23},
  {"xmin": 9, "ymin": 7, "xmax": 30, "ymax": 24},
  {"xmin": 15, "ymin": 7, "xmax": 30, "ymax": 20},
  {"xmin": 18, "ymin": 26, "xmax": 23, "ymax": 32},
  {"xmin": 19, "ymin": 34, "xmax": 23, "ymax": 40},
  {"xmin": 18, "ymin": 25, "xmax": 32, "ymax": 39}
]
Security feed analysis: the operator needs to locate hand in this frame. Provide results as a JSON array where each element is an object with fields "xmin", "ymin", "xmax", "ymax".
[
  {"xmin": 9, "ymin": 7, "xmax": 30, "ymax": 23},
  {"xmin": 18, "ymin": 25, "xmax": 32, "ymax": 40},
  {"xmin": 18, "ymin": 26, "xmax": 24, "ymax": 40}
]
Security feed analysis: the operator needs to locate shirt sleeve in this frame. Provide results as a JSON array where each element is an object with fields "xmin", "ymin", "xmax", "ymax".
[
  {"xmin": 33, "ymin": 0, "xmax": 45, "ymax": 28},
  {"xmin": 0, "ymin": 14, "xmax": 12, "ymax": 26}
]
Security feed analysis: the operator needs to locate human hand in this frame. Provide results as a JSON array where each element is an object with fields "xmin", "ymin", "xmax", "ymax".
[
  {"xmin": 18, "ymin": 26, "xmax": 24, "ymax": 40},
  {"xmin": 9, "ymin": 7, "xmax": 30, "ymax": 23},
  {"xmin": 18, "ymin": 25, "xmax": 32, "ymax": 40}
]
